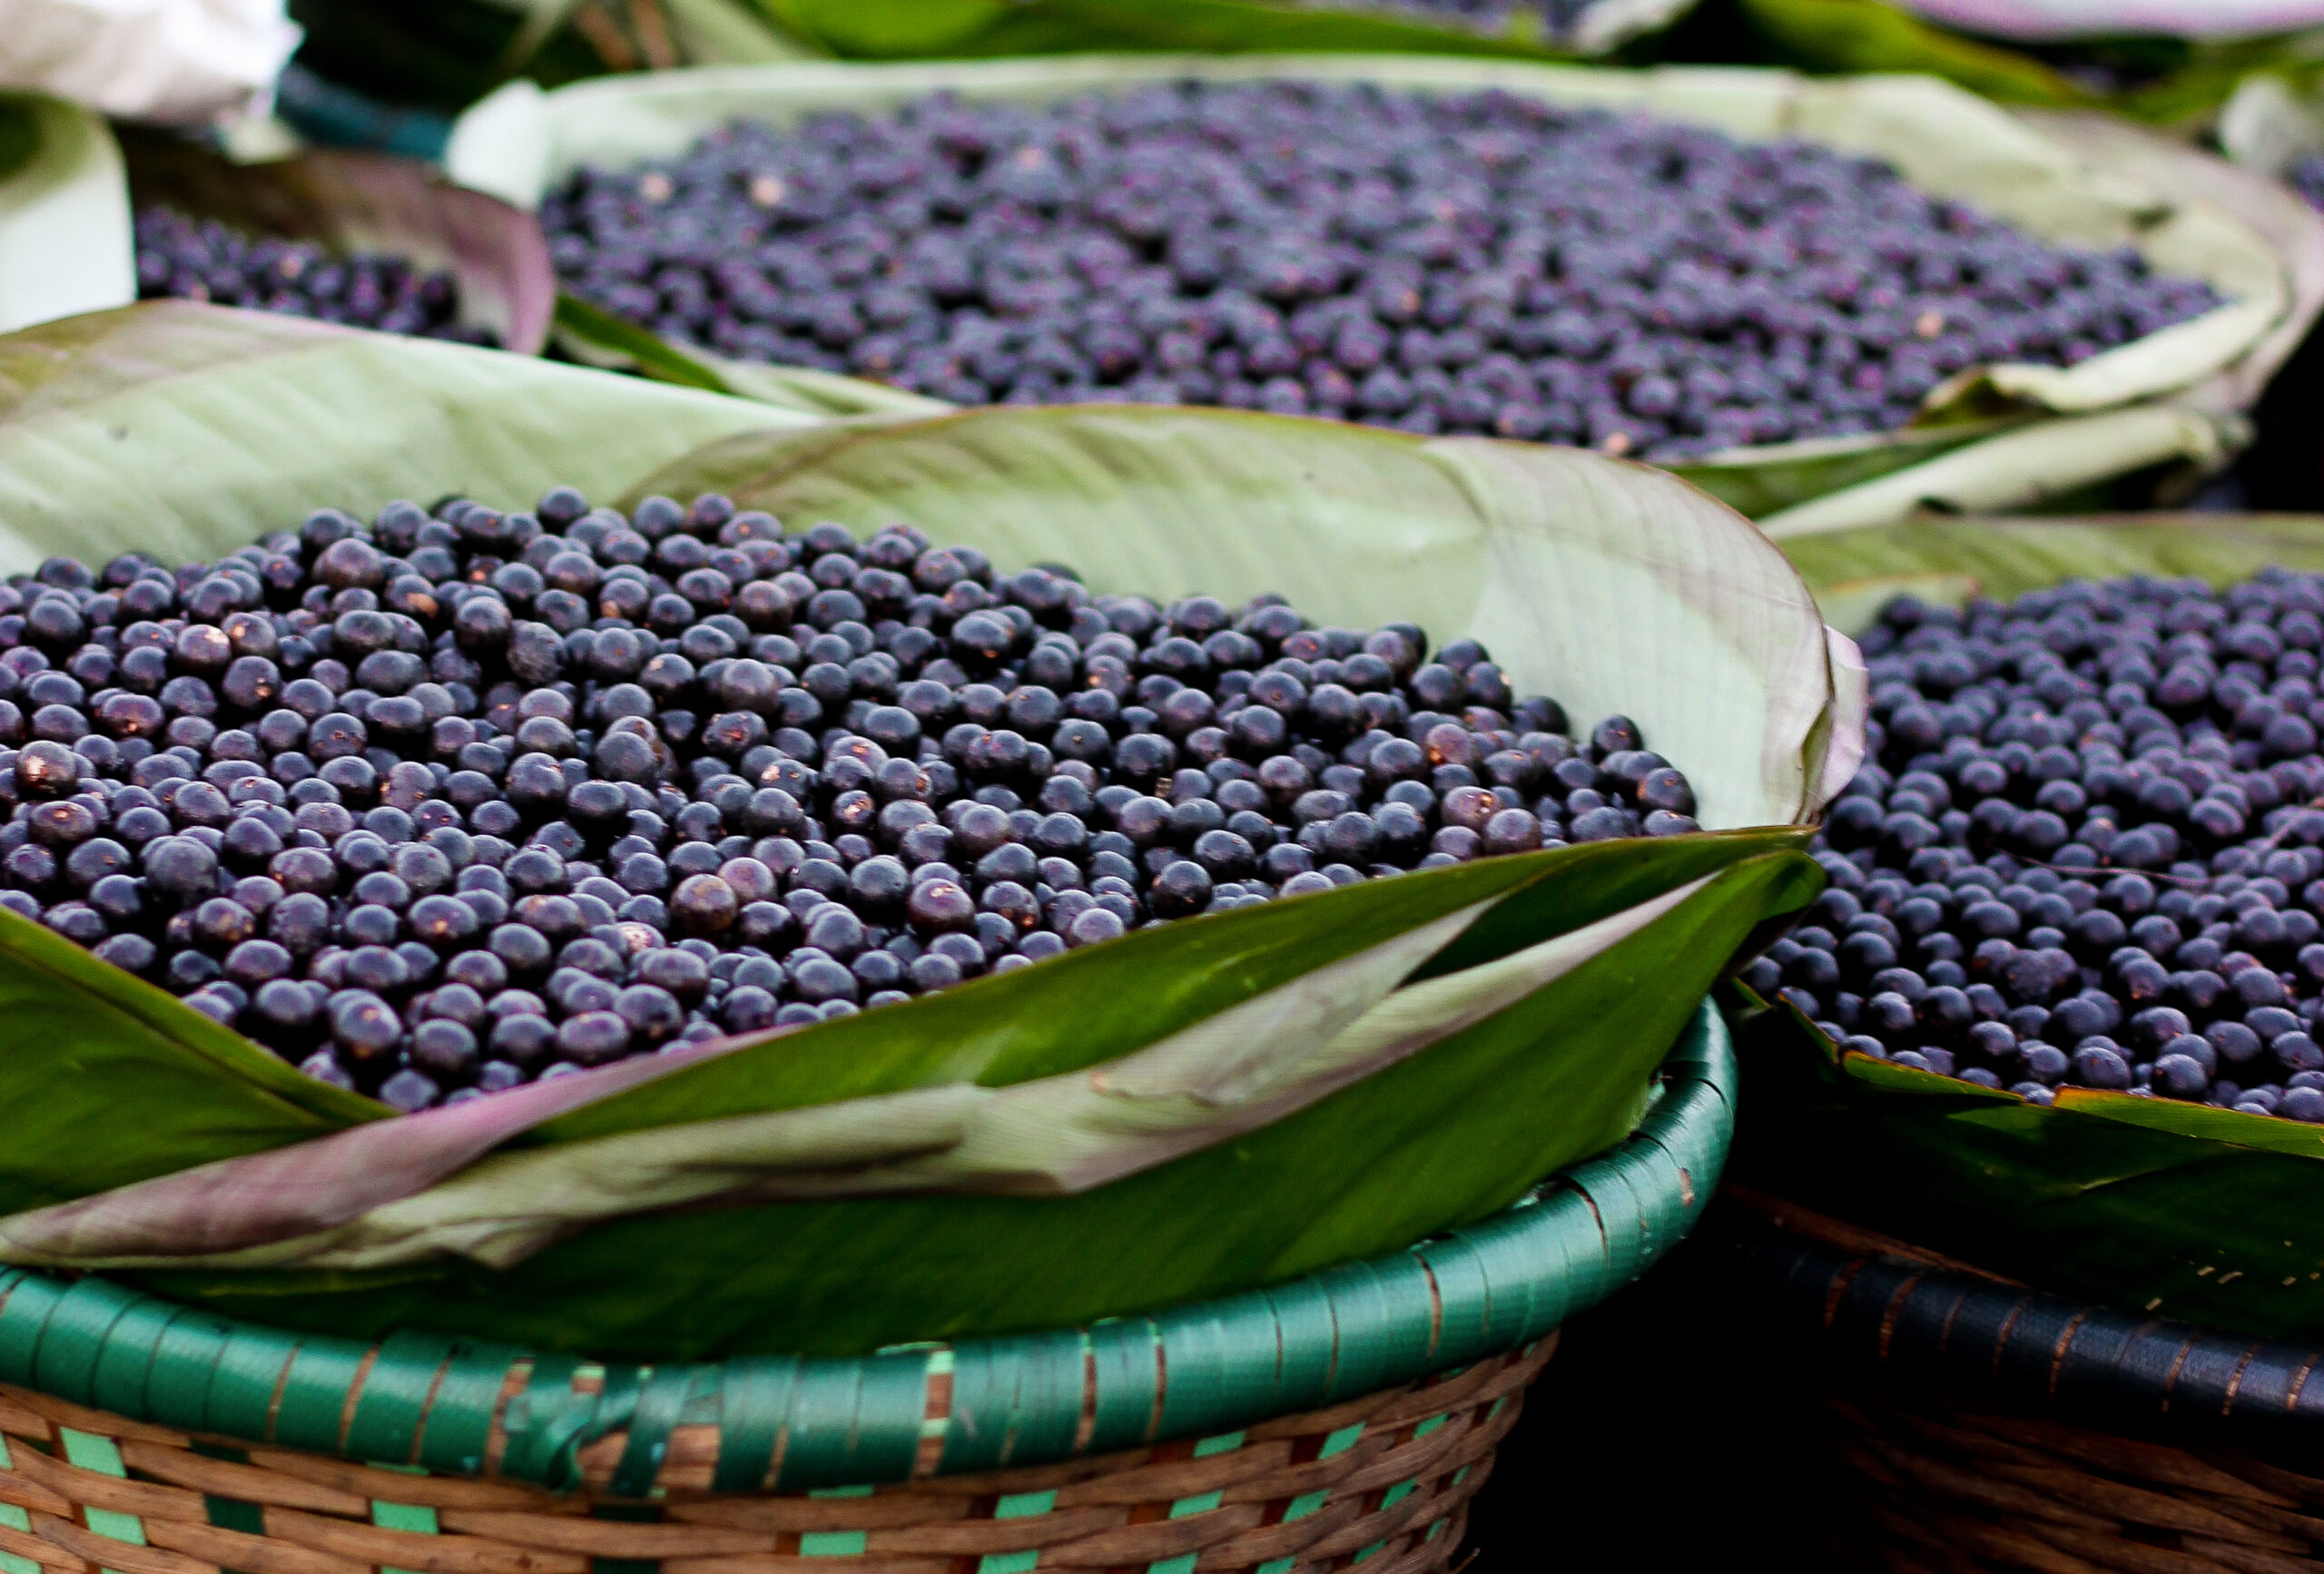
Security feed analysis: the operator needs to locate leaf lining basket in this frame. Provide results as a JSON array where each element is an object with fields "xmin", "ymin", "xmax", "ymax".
[{"xmin": 0, "ymin": 1002, "xmax": 1730, "ymax": 1574}]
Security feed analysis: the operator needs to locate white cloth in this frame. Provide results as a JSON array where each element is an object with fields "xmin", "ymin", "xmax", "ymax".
[
  {"xmin": 1896, "ymin": 0, "xmax": 2324, "ymax": 43},
  {"xmin": 0, "ymin": 0, "xmax": 300, "ymax": 126}
]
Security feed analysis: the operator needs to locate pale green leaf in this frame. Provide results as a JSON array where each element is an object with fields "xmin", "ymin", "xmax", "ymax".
[
  {"xmin": 0, "ymin": 300, "xmax": 812, "ymax": 575},
  {"xmin": 5, "ymin": 893, "xmax": 1505, "ymax": 1269},
  {"xmin": 1757, "ymin": 405, "xmax": 2237, "ymax": 538},
  {"xmin": 2220, "ymin": 71, "xmax": 2324, "ymax": 179},
  {"xmin": 103, "ymin": 876, "xmax": 1704, "ymax": 1274},
  {"xmin": 1777, "ymin": 510, "xmax": 2324, "ymax": 634},
  {"xmin": 0, "ymin": 95, "xmax": 133, "ymax": 335},
  {"xmin": 555, "ymin": 290, "xmax": 950, "ymax": 417}
]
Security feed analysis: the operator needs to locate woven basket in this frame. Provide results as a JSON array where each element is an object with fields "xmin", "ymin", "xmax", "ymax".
[
  {"xmin": 0, "ymin": 1003, "xmax": 1734, "ymax": 1574},
  {"xmin": 1722, "ymin": 1189, "xmax": 2324, "ymax": 1574}
]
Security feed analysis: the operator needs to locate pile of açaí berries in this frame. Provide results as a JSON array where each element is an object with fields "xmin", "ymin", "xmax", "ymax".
[
  {"xmin": 1750, "ymin": 571, "xmax": 2324, "ymax": 1121},
  {"xmin": 544, "ymin": 81, "xmax": 2222, "ymax": 461},
  {"xmin": 135, "ymin": 207, "xmax": 494, "ymax": 345},
  {"xmin": 0, "ymin": 491, "xmax": 1696, "ymax": 1111}
]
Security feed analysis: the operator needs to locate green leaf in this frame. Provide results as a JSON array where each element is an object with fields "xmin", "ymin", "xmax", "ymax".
[
  {"xmin": 0, "ymin": 102, "xmax": 36, "ymax": 187},
  {"xmin": 0, "ymin": 95, "xmax": 133, "ymax": 335},
  {"xmin": 1756, "ymin": 407, "xmax": 2240, "ymax": 538},
  {"xmin": 1732, "ymin": 999, "xmax": 2324, "ymax": 1345},
  {"xmin": 0, "ymin": 903, "xmax": 382, "ymax": 1217},
  {"xmin": 6, "ymin": 830, "xmax": 1798, "ymax": 1273},
  {"xmin": 1738, "ymin": 0, "xmax": 2324, "ymax": 127},
  {"xmin": 0, "ymin": 300, "xmax": 811, "ymax": 575},
  {"xmin": 554, "ymin": 291, "xmax": 950, "ymax": 416},
  {"xmin": 446, "ymin": 53, "xmax": 2287, "ymax": 526},
  {"xmin": 1733, "ymin": 0, "xmax": 2096, "ymax": 107},
  {"xmin": 119, "ymin": 131, "xmax": 556, "ymax": 356},
  {"xmin": 1777, "ymin": 511, "xmax": 2324, "ymax": 635},
  {"xmin": 1669, "ymin": 418, "xmax": 2033, "ymax": 520},
  {"xmin": 2220, "ymin": 71, "xmax": 2324, "ymax": 182},
  {"xmin": 141, "ymin": 850, "xmax": 1818, "ymax": 1356}
]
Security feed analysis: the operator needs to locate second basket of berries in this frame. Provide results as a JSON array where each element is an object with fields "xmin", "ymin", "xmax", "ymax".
[
  {"xmin": 1733, "ymin": 514, "xmax": 2324, "ymax": 1346},
  {"xmin": 0, "ymin": 304, "xmax": 1859, "ymax": 1360}
]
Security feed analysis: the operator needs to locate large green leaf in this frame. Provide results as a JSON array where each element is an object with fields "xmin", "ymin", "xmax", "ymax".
[
  {"xmin": 1734, "ymin": 0, "xmax": 2094, "ymax": 107},
  {"xmin": 1733, "ymin": 996, "xmax": 2324, "ymax": 1344},
  {"xmin": 444, "ymin": 54, "xmax": 2290, "ymax": 527},
  {"xmin": 144, "ymin": 850, "xmax": 1817, "ymax": 1357},
  {"xmin": 554, "ymin": 291, "xmax": 950, "ymax": 416},
  {"xmin": 0, "ymin": 299, "xmax": 810, "ymax": 575},
  {"xmin": 0, "ymin": 95, "xmax": 133, "ymax": 335},
  {"xmin": 1736, "ymin": 0, "xmax": 2324, "ymax": 126},
  {"xmin": 9, "ymin": 831, "xmax": 1775, "ymax": 1270},
  {"xmin": 1756, "ymin": 405, "xmax": 2240, "ymax": 537},
  {"xmin": 1779, "ymin": 509, "xmax": 2324, "ymax": 634},
  {"xmin": 0, "ymin": 898, "xmax": 382, "ymax": 1216},
  {"xmin": 1741, "ymin": 511, "xmax": 2324, "ymax": 1343},
  {"xmin": 0, "ymin": 376, "xmax": 1846, "ymax": 1352},
  {"xmin": 120, "ymin": 129, "xmax": 557, "ymax": 355}
]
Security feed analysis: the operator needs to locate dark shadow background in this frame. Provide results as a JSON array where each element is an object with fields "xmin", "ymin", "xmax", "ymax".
[{"xmin": 1457, "ymin": 1232, "xmax": 1849, "ymax": 1570}]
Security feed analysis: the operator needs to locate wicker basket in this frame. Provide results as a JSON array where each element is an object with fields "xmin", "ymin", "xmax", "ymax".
[
  {"xmin": 1722, "ymin": 1189, "xmax": 2324, "ymax": 1574},
  {"xmin": 0, "ymin": 1004, "xmax": 1734, "ymax": 1574}
]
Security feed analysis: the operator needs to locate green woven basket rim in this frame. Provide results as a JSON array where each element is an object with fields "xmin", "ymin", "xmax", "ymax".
[{"xmin": 0, "ymin": 999, "xmax": 1732, "ymax": 1494}]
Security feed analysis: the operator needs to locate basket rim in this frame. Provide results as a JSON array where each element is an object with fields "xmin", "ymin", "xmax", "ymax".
[
  {"xmin": 0, "ymin": 999, "xmax": 1730, "ymax": 1495},
  {"xmin": 1725, "ymin": 1197, "xmax": 2324, "ymax": 1450}
]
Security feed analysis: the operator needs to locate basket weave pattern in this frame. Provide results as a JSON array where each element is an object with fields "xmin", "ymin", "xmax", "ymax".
[
  {"xmin": 1825, "ymin": 1387, "xmax": 2324, "ymax": 1574},
  {"xmin": 1726, "ymin": 1199, "xmax": 2324, "ymax": 1573},
  {"xmin": 0, "ymin": 1341, "xmax": 1550, "ymax": 1574}
]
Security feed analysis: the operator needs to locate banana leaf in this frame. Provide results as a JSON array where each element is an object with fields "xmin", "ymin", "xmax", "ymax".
[
  {"xmin": 0, "ymin": 363, "xmax": 1853, "ymax": 1353},
  {"xmin": 1735, "ymin": 0, "xmax": 2324, "ymax": 127},
  {"xmin": 1780, "ymin": 509, "xmax": 2324, "ymax": 633},
  {"xmin": 0, "ymin": 95, "xmax": 133, "ymax": 335},
  {"xmin": 119, "ymin": 129, "xmax": 556, "ymax": 356},
  {"xmin": 554, "ymin": 291, "xmax": 950, "ymax": 417},
  {"xmin": 1740, "ymin": 511, "xmax": 2324, "ymax": 1343},
  {"xmin": 448, "ymin": 54, "xmax": 2292, "ymax": 528},
  {"xmin": 0, "ymin": 300, "xmax": 811, "ymax": 574}
]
